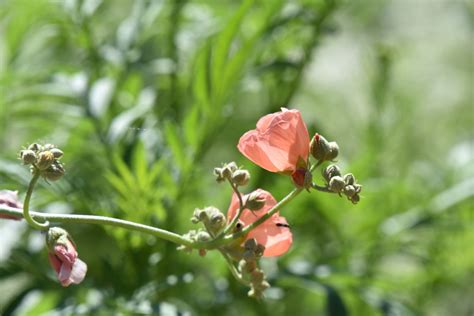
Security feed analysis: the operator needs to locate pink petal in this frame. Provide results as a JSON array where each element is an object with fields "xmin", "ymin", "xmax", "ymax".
[
  {"xmin": 69, "ymin": 259, "xmax": 87, "ymax": 285},
  {"xmin": 58, "ymin": 263, "xmax": 73, "ymax": 287},
  {"xmin": 237, "ymin": 108, "xmax": 309, "ymax": 173},
  {"xmin": 227, "ymin": 189, "xmax": 293, "ymax": 257}
]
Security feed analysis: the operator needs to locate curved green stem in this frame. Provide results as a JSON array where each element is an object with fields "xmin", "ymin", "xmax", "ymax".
[
  {"xmin": 1, "ymin": 205, "xmax": 194, "ymax": 247},
  {"xmin": 23, "ymin": 172, "xmax": 49, "ymax": 230}
]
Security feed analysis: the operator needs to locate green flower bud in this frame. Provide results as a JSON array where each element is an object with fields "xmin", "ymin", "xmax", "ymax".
[
  {"xmin": 328, "ymin": 176, "xmax": 345, "ymax": 193},
  {"xmin": 245, "ymin": 191, "xmax": 266, "ymax": 211},
  {"xmin": 232, "ymin": 169, "xmax": 250, "ymax": 186},
  {"xmin": 221, "ymin": 162, "xmax": 238, "ymax": 179},
  {"xmin": 310, "ymin": 134, "xmax": 339, "ymax": 161},
  {"xmin": 28, "ymin": 143, "xmax": 41, "ymax": 152},
  {"xmin": 213, "ymin": 168, "xmax": 225, "ymax": 183},
  {"xmin": 42, "ymin": 161, "xmax": 65, "ymax": 181},
  {"xmin": 343, "ymin": 185, "xmax": 356, "ymax": 198},
  {"xmin": 343, "ymin": 173, "xmax": 356, "ymax": 185},
  {"xmin": 326, "ymin": 142, "xmax": 339, "ymax": 161},
  {"xmin": 310, "ymin": 134, "xmax": 331, "ymax": 161},
  {"xmin": 323, "ymin": 164, "xmax": 341, "ymax": 183},
  {"xmin": 20, "ymin": 150, "xmax": 37, "ymax": 164},
  {"xmin": 196, "ymin": 231, "xmax": 211, "ymax": 242},
  {"xmin": 37, "ymin": 151, "xmax": 55, "ymax": 170},
  {"xmin": 350, "ymin": 194, "xmax": 360, "ymax": 204},
  {"xmin": 50, "ymin": 148, "xmax": 64, "ymax": 159}
]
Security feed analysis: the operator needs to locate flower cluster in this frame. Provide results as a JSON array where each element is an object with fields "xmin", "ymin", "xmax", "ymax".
[
  {"xmin": 323, "ymin": 165, "xmax": 362, "ymax": 204},
  {"xmin": 20, "ymin": 143, "xmax": 65, "ymax": 181},
  {"xmin": 0, "ymin": 108, "xmax": 361, "ymax": 298}
]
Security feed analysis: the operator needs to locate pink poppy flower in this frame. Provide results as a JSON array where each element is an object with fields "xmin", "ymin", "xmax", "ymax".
[
  {"xmin": 48, "ymin": 237, "xmax": 87, "ymax": 287},
  {"xmin": 227, "ymin": 189, "xmax": 292, "ymax": 257},
  {"xmin": 238, "ymin": 108, "xmax": 310, "ymax": 174},
  {"xmin": 0, "ymin": 190, "xmax": 23, "ymax": 220}
]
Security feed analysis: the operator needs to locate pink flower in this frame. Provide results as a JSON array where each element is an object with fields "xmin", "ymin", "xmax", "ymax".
[
  {"xmin": 0, "ymin": 190, "xmax": 23, "ymax": 220},
  {"xmin": 227, "ymin": 189, "xmax": 292, "ymax": 257},
  {"xmin": 48, "ymin": 237, "xmax": 87, "ymax": 287},
  {"xmin": 238, "ymin": 108, "xmax": 310, "ymax": 175}
]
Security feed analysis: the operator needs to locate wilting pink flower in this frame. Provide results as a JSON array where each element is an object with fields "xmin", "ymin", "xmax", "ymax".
[
  {"xmin": 238, "ymin": 108, "xmax": 310, "ymax": 175},
  {"xmin": 0, "ymin": 190, "xmax": 23, "ymax": 220},
  {"xmin": 227, "ymin": 189, "xmax": 292, "ymax": 257},
  {"xmin": 47, "ymin": 232, "xmax": 87, "ymax": 287}
]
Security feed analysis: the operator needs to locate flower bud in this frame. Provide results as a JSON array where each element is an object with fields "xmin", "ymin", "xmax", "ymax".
[
  {"xmin": 50, "ymin": 148, "xmax": 64, "ymax": 159},
  {"xmin": 222, "ymin": 162, "xmax": 238, "ymax": 179},
  {"xmin": 322, "ymin": 164, "xmax": 341, "ymax": 183},
  {"xmin": 310, "ymin": 134, "xmax": 331, "ymax": 161},
  {"xmin": 343, "ymin": 173, "xmax": 356, "ymax": 185},
  {"xmin": 37, "ymin": 151, "xmax": 55, "ymax": 170},
  {"xmin": 28, "ymin": 143, "xmax": 41, "ymax": 152},
  {"xmin": 245, "ymin": 191, "xmax": 266, "ymax": 211},
  {"xmin": 326, "ymin": 142, "xmax": 339, "ymax": 161},
  {"xmin": 232, "ymin": 169, "xmax": 250, "ymax": 186},
  {"xmin": 350, "ymin": 194, "xmax": 360, "ymax": 204},
  {"xmin": 196, "ymin": 231, "xmax": 211, "ymax": 242},
  {"xmin": 310, "ymin": 134, "xmax": 339, "ymax": 162},
  {"xmin": 328, "ymin": 176, "xmax": 345, "ymax": 193},
  {"xmin": 42, "ymin": 162, "xmax": 65, "ymax": 181},
  {"xmin": 20, "ymin": 150, "xmax": 37, "ymax": 164},
  {"xmin": 46, "ymin": 227, "xmax": 87, "ymax": 287},
  {"xmin": 0, "ymin": 190, "xmax": 23, "ymax": 221},
  {"xmin": 213, "ymin": 168, "xmax": 225, "ymax": 183},
  {"xmin": 343, "ymin": 185, "xmax": 356, "ymax": 198}
]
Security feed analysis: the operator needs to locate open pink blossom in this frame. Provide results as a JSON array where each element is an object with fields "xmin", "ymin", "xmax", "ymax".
[
  {"xmin": 227, "ymin": 189, "xmax": 292, "ymax": 257},
  {"xmin": 48, "ymin": 238, "xmax": 87, "ymax": 287},
  {"xmin": 238, "ymin": 108, "xmax": 310, "ymax": 174},
  {"xmin": 0, "ymin": 190, "xmax": 23, "ymax": 220}
]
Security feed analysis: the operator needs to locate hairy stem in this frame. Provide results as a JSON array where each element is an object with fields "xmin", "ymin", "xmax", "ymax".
[{"xmin": 23, "ymin": 172, "xmax": 49, "ymax": 230}]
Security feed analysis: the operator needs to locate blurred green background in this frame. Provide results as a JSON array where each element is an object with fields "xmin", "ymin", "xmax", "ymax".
[{"xmin": 0, "ymin": 0, "xmax": 472, "ymax": 315}]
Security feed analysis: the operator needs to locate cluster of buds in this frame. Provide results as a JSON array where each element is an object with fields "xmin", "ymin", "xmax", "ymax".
[
  {"xmin": 238, "ymin": 239, "xmax": 269, "ymax": 299},
  {"xmin": 323, "ymin": 165, "xmax": 362, "ymax": 204},
  {"xmin": 310, "ymin": 134, "xmax": 339, "ymax": 162},
  {"xmin": 213, "ymin": 162, "xmax": 250, "ymax": 186},
  {"xmin": 191, "ymin": 206, "xmax": 226, "ymax": 236},
  {"xmin": 178, "ymin": 229, "xmax": 212, "ymax": 256},
  {"xmin": 20, "ymin": 143, "xmax": 65, "ymax": 181}
]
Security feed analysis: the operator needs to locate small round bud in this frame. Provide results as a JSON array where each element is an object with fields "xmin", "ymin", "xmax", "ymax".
[
  {"xmin": 343, "ymin": 173, "xmax": 356, "ymax": 185},
  {"xmin": 50, "ymin": 148, "xmax": 64, "ymax": 159},
  {"xmin": 20, "ymin": 150, "xmax": 37, "ymax": 164},
  {"xmin": 310, "ymin": 134, "xmax": 339, "ymax": 162},
  {"xmin": 221, "ymin": 162, "xmax": 238, "ymax": 179},
  {"xmin": 343, "ymin": 185, "xmax": 356, "ymax": 198},
  {"xmin": 196, "ymin": 231, "xmax": 211, "ymax": 242},
  {"xmin": 44, "ymin": 144, "xmax": 55, "ymax": 150},
  {"xmin": 42, "ymin": 162, "xmax": 65, "ymax": 181},
  {"xmin": 245, "ymin": 191, "xmax": 266, "ymax": 211},
  {"xmin": 323, "ymin": 164, "xmax": 341, "ymax": 183},
  {"xmin": 326, "ymin": 142, "xmax": 339, "ymax": 161},
  {"xmin": 328, "ymin": 176, "xmax": 345, "ymax": 193},
  {"xmin": 37, "ymin": 151, "xmax": 55, "ymax": 170},
  {"xmin": 232, "ymin": 170, "xmax": 250, "ymax": 186},
  {"xmin": 350, "ymin": 194, "xmax": 360, "ymax": 204},
  {"xmin": 28, "ymin": 143, "xmax": 41, "ymax": 152},
  {"xmin": 310, "ymin": 134, "xmax": 331, "ymax": 161},
  {"xmin": 353, "ymin": 184, "xmax": 362, "ymax": 194},
  {"xmin": 213, "ymin": 168, "xmax": 225, "ymax": 183}
]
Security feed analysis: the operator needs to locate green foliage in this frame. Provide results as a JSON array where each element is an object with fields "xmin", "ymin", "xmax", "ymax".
[{"xmin": 0, "ymin": 0, "xmax": 472, "ymax": 315}]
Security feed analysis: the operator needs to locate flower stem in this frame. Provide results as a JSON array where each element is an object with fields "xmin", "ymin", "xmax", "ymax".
[
  {"xmin": 1, "ymin": 206, "xmax": 194, "ymax": 247},
  {"xmin": 23, "ymin": 172, "xmax": 50, "ymax": 230},
  {"xmin": 221, "ymin": 181, "xmax": 245, "ymax": 235}
]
